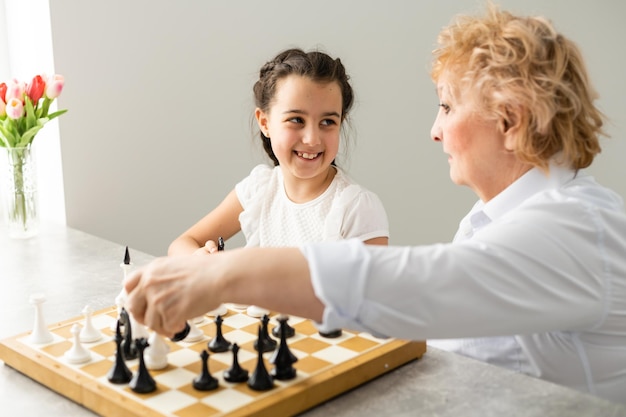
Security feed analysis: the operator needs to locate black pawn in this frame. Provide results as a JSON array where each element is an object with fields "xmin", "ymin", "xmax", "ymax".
[
  {"xmin": 223, "ymin": 343, "xmax": 249, "ymax": 383},
  {"xmin": 217, "ymin": 237, "xmax": 225, "ymax": 251},
  {"xmin": 247, "ymin": 326, "xmax": 274, "ymax": 391},
  {"xmin": 208, "ymin": 315, "xmax": 232, "ymax": 353},
  {"xmin": 254, "ymin": 314, "xmax": 277, "ymax": 353},
  {"xmin": 170, "ymin": 322, "xmax": 191, "ymax": 342},
  {"xmin": 319, "ymin": 329, "xmax": 343, "ymax": 338},
  {"xmin": 271, "ymin": 315, "xmax": 295, "ymax": 338},
  {"xmin": 193, "ymin": 350, "xmax": 219, "ymax": 391},
  {"xmin": 119, "ymin": 308, "xmax": 137, "ymax": 360},
  {"xmin": 129, "ymin": 338, "xmax": 157, "ymax": 393},
  {"xmin": 107, "ymin": 320, "xmax": 132, "ymax": 384},
  {"xmin": 270, "ymin": 317, "xmax": 298, "ymax": 380}
]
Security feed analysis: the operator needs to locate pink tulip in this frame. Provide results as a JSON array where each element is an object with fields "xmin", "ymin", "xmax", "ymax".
[
  {"xmin": 0, "ymin": 99, "xmax": 5, "ymax": 117},
  {"xmin": 27, "ymin": 75, "xmax": 46, "ymax": 104},
  {"xmin": 5, "ymin": 79, "xmax": 25, "ymax": 102},
  {"xmin": 5, "ymin": 97, "xmax": 24, "ymax": 119},
  {"xmin": 45, "ymin": 74, "xmax": 64, "ymax": 99}
]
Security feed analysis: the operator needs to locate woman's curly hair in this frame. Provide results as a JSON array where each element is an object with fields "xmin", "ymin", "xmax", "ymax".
[{"xmin": 431, "ymin": 3, "xmax": 606, "ymax": 170}]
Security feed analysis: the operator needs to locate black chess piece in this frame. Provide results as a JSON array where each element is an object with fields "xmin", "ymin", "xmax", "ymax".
[
  {"xmin": 208, "ymin": 315, "xmax": 232, "ymax": 352},
  {"xmin": 319, "ymin": 329, "xmax": 343, "ymax": 338},
  {"xmin": 271, "ymin": 314, "xmax": 295, "ymax": 338},
  {"xmin": 247, "ymin": 326, "xmax": 274, "ymax": 391},
  {"xmin": 223, "ymin": 343, "xmax": 249, "ymax": 383},
  {"xmin": 129, "ymin": 338, "xmax": 157, "ymax": 393},
  {"xmin": 107, "ymin": 320, "xmax": 132, "ymax": 384},
  {"xmin": 170, "ymin": 322, "xmax": 191, "ymax": 342},
  {"xmin": 123, "ymin": 246, "xmax": 131, "ymax": 265},
  {"xmin": 119, "ymin": 308, "xmax": 137, "ymax": 360},
  {"xmin": 270, "ymin": 316, "xmax": 298, "ymax": 380},
  {"xmin": 193, "ymin": 350, "xmax": 219, "ymax": 391},
  {"xmin": 254, "ymin": 314, "xmax": 277, "ymax": 353},
  {"xmin": 217, "ymin": 236, "xmax": 225, "ymax": 251}
]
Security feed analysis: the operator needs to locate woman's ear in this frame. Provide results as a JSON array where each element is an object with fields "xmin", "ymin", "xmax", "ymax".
[
  {"xmin": 501, "ymin": 105, "xmax": 523, "ymax": 151},
  {"xmin": 255, "ymin": 108, "xmax": 269, "ymax": 136}
]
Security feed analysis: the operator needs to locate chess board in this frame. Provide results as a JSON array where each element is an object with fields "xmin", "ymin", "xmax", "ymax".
[{"xmin": 0, "ymin": 306, "xmax": 426, "ymax": 417}]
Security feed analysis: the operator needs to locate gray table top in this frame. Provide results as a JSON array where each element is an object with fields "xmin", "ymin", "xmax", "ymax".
[{"xmin": 1, "ymin": 223, "xmax": 625, "ymax": 417}]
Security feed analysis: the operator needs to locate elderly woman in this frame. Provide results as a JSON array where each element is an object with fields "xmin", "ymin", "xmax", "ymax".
[{"xmin": 125, "ymin": 4, "xmax": 626, "ymax": 404}]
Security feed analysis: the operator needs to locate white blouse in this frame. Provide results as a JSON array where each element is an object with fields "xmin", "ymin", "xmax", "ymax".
[
  {"xmin": 235, "ymin": 164, "xmax": 389, "ymax": 246},
  {"xmin": 301, "ymin": 163, "xmax": 626, "ymax": 404}
]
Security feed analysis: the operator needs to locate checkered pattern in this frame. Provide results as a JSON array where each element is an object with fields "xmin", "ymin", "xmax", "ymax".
[{"xmin": 1, "ymin": 306, "xmax": 424, "ymax": 417}]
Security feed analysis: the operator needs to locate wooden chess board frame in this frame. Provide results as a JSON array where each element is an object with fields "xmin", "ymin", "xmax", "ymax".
[{"xmin": 0, "ymin": 306, "xmax": 426, "ymax": 417}]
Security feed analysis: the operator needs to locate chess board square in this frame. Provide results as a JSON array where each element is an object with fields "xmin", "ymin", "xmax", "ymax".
[
  {"xmin": 184, "ymin": 353, "xmax": 230, "ymax": 375},
  {"xmin": 293, "ymin": 319, "xmax": 319, "ymax": 336},
  {"xmin": 223, "ymin": 329, "xmax": 259, "ymax": 346},
  {"xmin": 294, "ymin": 355, "xmax": 332, "ymax": 374},
  {"xmin": 173, "ymin": 399, "xmax": 221, "ymax": 417},
  {"xmin": 168, "ymin": 347, "xmax": 204, "ymax": 367},
  {"xmin": 80, "ymin": 359, "xmax": 113, "ymax": 378},
  {"xmin": 154, "ymin": 367, "xmax": 197, "ymax": 389},
  {"xmin": 338, "ymin": 335, "xmax": 380, "ymax": 352},
  {"xmin": 222, "ymin": 313, "xmax": 259, "ymax": 329},
  {"xmin": 41, "ymin": 340, "xmax": 71, "ymax": 357},
  {"xmin": 89, "ymin": 340, "xmax": 116, "ymax": 357},
  {"xmin": 200, "ymin": 386, "xmax": 256, "ymax": 413},
  {"xmin": 312, "ymin": 345, "xmax": 359, "ymax": 364},
  {"xmin": 289, "ymin": 337, "xmax": 331, "ymax": 354},
  {"xmin": 143, "ymin": 389, "xmax": 198, "ymax": 415}
]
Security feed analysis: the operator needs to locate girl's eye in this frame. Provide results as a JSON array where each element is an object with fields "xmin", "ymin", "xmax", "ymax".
[
  {"xmin": 288, "ymin": 117, "xmax": 304, "ymax": 124},
  {"xmin": 321, "ymin": 119, "xmax": 337, "ymax": 126},
  {"xmin": 438, "ymin": 103, "xmax": 450, "ymax": 114}
]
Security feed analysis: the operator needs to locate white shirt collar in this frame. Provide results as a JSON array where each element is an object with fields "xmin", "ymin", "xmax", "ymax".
[{"xmin": 458, "ymin": 163, "xmax": 578, "ymax": 240}]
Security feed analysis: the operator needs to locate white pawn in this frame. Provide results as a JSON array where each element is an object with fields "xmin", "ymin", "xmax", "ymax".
[
  {"xmin": 145, "ymin": 332, "xmax": 169, "ymax": 370},
  {"xmin": 246, "ymin": 305, "xmax": 270, "ymax": 318},
  {"xmin": 28, "ymin": 293, "xmax": 54, "ymax": 344},
  {"xmin": 80, "ymin": 305, "xmax": 102, "ymax": 343},
  {"xmin": 183, "ymin": 320, "xmax": 204, "ymax": 343},
  {"xmin": 192, "ymin": 315, "xmax": 206, "ymax": 325},
  {"xmin": 64, "ymin": 323, "xmax": 91, "ymax": 364},
  {"xmin": 207, "ymin": 304, "xmax": 228, "ymax": 317}
]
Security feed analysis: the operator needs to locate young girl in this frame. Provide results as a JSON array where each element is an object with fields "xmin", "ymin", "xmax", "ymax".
[{"xmin": 169, "ymin": 48, "xmax": 388, "ymax": 256}]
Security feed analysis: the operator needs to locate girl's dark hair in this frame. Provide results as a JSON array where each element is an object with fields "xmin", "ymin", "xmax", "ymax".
[{"xmin": 253, "ymin": 48, "xmax": 354, "ymax": 166}]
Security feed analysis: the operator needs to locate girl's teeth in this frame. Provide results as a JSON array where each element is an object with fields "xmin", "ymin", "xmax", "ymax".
[{"xmin": 299, "ymin": 152, "xmax": 318, "ymax": 159}]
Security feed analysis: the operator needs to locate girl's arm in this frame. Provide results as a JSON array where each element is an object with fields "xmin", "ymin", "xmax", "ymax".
[{"xmin": 168, "ymin": 189, "xmax": 243, "ymax": 255}]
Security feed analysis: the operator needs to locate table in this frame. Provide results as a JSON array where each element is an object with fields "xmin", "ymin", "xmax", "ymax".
[{"xmin": 1, "ymin": 223, "xmax": 625, "ymax": 417}]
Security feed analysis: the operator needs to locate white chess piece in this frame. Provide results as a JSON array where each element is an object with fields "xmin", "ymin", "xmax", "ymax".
[
  {"xmin": 247, "ymin": 305, "xmax": 270, "ymax": 318},
  {"xmin": 129, "ymin": 311, "xmax": 150, "ymax": 340},
  {"xmin": 64, "ymin": 323, "xmax": 92, "ymax": 364},
  {"xmin": 145, "ymin": 331, "xmax": 169, "ymax": 370},
  {"xmin": 28, "ymin": 293, "xmax": 54, "ymax": 344},
  {"xmin": 80, "ymin": 305, "xmax": 103, "ymax": 343},
  {"xmin": 207, "ymin": 304, "xmax": 228, "ymax": 317},
  {"xmin": 183, "ymin": 320, "xmax": 204, "ymax": 343}
]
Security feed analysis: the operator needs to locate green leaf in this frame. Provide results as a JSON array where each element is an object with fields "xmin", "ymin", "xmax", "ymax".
[
  {"xmin": 16, "ymin": 124, "xmax": 44, "ymax": 147},
  {"xmin": 47, "ymin": 109, "xmax": 68, "ymax": 120},
  {"xmin": 0, "ymin": 120, "xmax": 17, "ymax": 147},
  {"xmin": 24, "ymin": 98, "xmax": 37, "ymax": 131}
]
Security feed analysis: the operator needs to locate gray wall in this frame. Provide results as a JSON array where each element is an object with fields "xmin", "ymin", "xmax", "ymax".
[{"xmin": 49, "ymin": 1, "xmax": 626, "ymax": 256}]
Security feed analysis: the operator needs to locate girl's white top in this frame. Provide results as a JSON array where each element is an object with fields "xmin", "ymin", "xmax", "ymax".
[
  {"xmin": 301, "ymin": 163, "xmax": 626, "ymax": 405},
  {"xmin": 235, "ymin": 164, "xmax": 389, "ymax": 247}
]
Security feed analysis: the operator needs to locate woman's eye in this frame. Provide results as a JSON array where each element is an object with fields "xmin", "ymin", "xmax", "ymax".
[{"xmin": 438, "ymin": 103, "xmax": 450, "ymax": 113}]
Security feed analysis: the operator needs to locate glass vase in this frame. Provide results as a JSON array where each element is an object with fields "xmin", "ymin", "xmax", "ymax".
[{"xmin": 1, "ymin": 145, "xmax": 39, "ymax": 238}]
